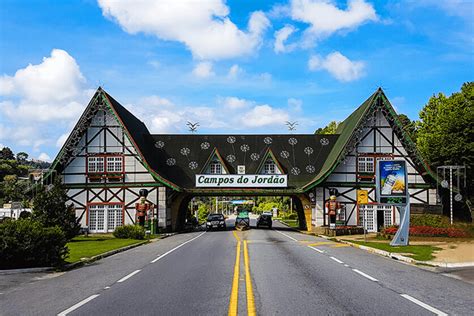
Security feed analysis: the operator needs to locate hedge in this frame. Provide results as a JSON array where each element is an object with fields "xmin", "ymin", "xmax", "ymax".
[
  {"xmin": 382, "ymin": 226, "xmax": 470, "ymax": 238},
  {"xmin": 113, "ymin": 225, "xmax": 145, "ymax": 240},
  {"xmin": 0, "ymin": 219, "xmax": 68, "ymax": 269}
]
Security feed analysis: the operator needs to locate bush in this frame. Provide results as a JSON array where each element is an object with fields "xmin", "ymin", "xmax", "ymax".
[
  {"xmin": 197, "ymin": 204, "xmax": 209, "ymax": 223},
  {"xmin": 382, "ymin": 225, "xmax": 470, "ymax": 238},
  {"xmin": 0, "ymin": 219, "xmax": 68, "ymax": 269},
  {"xmin": 113, "ymin": 225, "xmax": 145, "ymax": 240},
  {"xmin": 410, "ymin": 214, "xmax": 450, "ymax": 228}
]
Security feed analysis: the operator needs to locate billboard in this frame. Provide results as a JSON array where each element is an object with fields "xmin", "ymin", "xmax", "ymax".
[{"xmin": 376, "ymin": 160, "xmax": 408, "ymax": 205}]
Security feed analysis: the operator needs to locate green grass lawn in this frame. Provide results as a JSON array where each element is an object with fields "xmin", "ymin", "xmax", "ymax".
[
  {"xmin": 66, "ymin": 236, "xmax": 145, "ymax": 263},
  {"xmin": 280, "ymin": 219, "xmax": 299, "ymax": 228},
  {"xmin": 344, "ymin": 240, "xmax": 442, "ymax": 261}
]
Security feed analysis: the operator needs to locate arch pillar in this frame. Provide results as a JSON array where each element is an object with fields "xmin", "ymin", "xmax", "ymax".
[
  {"xmin": 169, "ymin": 193, "xmax": 192, "ymax": 231},
  {"xmin": 294, "ymin": 194, "xmax": 312, "ymax": 232}
]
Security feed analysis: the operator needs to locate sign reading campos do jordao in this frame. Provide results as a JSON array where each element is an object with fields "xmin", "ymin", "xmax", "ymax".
[
  {"xmin": 376, "ymin": 160, "xmax": 408, "ymax": 205},
  {"xmin": 196, "ymin": 174, "xmax": 287, "ymax": 188}
]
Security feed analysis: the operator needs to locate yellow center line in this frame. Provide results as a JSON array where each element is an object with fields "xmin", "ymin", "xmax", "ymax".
[
  {"xmin": 331, "ymin": 244, "xmax": 350, "ymax": 248},
  {"xmin": 233, "ymin": 230, "xmax": 241, "ymax": 242},
  {"xmin": 243, "ymin": 240, "xmax": 256, "ymax": 316},
  {"xmin": 307, "ymin": 242, "xmax": 335, "ymax": 247},
  {"xmin": 228, "ymin": 240, "xmax": 241, "ymax": 316}
]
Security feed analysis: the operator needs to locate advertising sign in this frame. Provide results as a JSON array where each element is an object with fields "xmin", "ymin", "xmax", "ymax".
[
  {"xmin": 195, "ymin": 174, "xmax": 287, "ymax": 188},
  {"xmin": 376, "ymin": 160, "xmax": 408, "ymax": 205},
  {"xmin": 356, "ymin": 190, "xmax": 369, "ymax": 204}
]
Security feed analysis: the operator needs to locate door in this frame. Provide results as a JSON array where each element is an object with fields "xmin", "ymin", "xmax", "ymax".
[{"xmin": 88, "ymin": 204, "xmax": 123, "ymax": 233}]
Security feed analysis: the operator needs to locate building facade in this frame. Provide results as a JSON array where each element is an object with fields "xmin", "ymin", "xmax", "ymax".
[{"xmin": 45, "ymin": 87, "xmax": 437, "ymax": 233}]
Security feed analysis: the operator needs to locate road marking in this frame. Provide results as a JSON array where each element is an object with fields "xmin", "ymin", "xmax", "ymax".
[
  {"xmin": 117, "ymin": 269, "xmax": 141, "ymax": 283},
  {"xmin": 243, "ymin": 240, "xmax": 256, "ymax": 316},
  {"xmin": 232, "ymin": 230, "xmax": 241, "ymax": 242},
  {"xmin": 57, "ymin": 294, "xmax": 100, "ymax": 316},
  {"xmin": 352, "ymin": 269, "xmax": 378, "ymax": 282},
  {"xmin": 330, "ymin": 257, "xmax": 344, "ymax": 264},
  {"xmin": 308, "ymin": 246, "xmax": 325, "ymax": 253},
  {"xmin": 344, "ymin": 264, "xmax": 349, "ymax": 267},
  {"xmin": 331, "ymin": 244, "xmax": 350, "ymax": 248},
  {"xmin": 308, "ymin": 241, "xmax": 335, "ymax": 246},
  {"xmin": 400, "ymin": 294, "xmax": 448, "ymax": 316},
  {"xmin": 104, "ymin": 286, "xmax": 110, "ymax": 290},
  {"xmin": 274, "ymin": 229, "xmax": 298, "ymax": 241},
  {"xmin": 228, "ymin": 241, "xmax": 241, "ymax": 316},
  {"xmin": 151, "ymin": 232, "xmax": 206, "ymax": 263}
]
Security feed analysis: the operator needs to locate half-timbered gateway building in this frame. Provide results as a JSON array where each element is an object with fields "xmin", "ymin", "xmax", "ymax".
[{"xmin": 45, "ymin": 87, "xmax": 438, "ymax": 233}]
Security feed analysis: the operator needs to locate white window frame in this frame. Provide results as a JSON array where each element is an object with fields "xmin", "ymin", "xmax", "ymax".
[
  {"xmin": 358, "ymin": 156, "xmax": 375, "ymax": 173},
  {"xmin": 209, "ymin": 161, "xmax": 222, "ymax": 174},
  {"xmin": 88, "ymin": 157, "xmax": 104, "ymax": 173},
  {"xmin": 359, "ymin": 205, "xmax": 393, "ymax": 232},
  {"xmin": 106, "ymin": 156, "xmax": 123, "ymax": 173},
  {"xmin": 88, "ymin": 204, "xmax": 123, "ymax": 233},
  {"xmin": 263, "ymin": 159, "xmax": 276, "ymax": 174}
]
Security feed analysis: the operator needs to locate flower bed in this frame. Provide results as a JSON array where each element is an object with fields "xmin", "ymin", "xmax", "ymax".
[{"xmin": 382, "ymin": 226, "xmax": 469, "ymax": 238}]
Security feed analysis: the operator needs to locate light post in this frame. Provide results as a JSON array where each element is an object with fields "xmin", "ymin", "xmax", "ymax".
[{"xmin": 437, "ymin": 166, "xmax": 466, "ymax": 225}]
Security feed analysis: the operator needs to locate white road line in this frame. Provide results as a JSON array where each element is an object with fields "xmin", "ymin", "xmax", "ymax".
[
  {"xmin": 117, "ymin": 269, "xmax": 141, "ymax": 283},
  {"xmin": 401, "ymin": 294, "xmax": 448, "ymax": 316},
  {"xmin": 151, "ymin": 232, "xmax": 206, "ymax": 263},
  {"xmin": 274, "ymin": 229, "xmax": 298, "ymax": 241},
  {"xmin": 330, "ymin": 256, "xmax": 344, "ymax": 264},
  {"xmin": 308, "ymin": 246, "xmax": 324, "ymax": 253},
  {"xmin": 344, "ymin": 264, "xmax": 349, "ymax": 267},
  {"xmin": 57, "ymin": 294, "xmax": 100, "ymax": 316},
  {"xmin": 352, "ymin": 269, "xmax": 378, "ymax": 282}
]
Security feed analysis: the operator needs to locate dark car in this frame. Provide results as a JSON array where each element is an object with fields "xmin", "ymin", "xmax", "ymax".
[
  {"xmin": 256, "ymin": 213, "xmax": 272, "ymax": 229},
  {"xmin": 206, "ymin": 214, "xmax": 226, "ymax": 230}
]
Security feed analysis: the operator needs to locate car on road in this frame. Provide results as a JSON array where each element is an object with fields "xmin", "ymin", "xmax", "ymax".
[
  {"xmin": 256, "ymin": 212, "xmax": 272, "ymax": 229},
  {"xmin": 235, "ymin": 210, "xmax": 250, "ymax": 230},
  {"xmin": 206, "ymin": 213, "xmax": 226, "ymax": 230}
]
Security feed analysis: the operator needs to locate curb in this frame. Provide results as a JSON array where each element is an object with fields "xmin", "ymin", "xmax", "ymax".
[
  {"xmin": 0, "ymin": 266, "xmax": 55, "ymax": 275},
  {"xmin": 63, "ymin": 240, "xmax": 150, "ymax": 271},
  {"xmin": 324, "ymin": 236, "xmax": 474, "ymax": 268}
]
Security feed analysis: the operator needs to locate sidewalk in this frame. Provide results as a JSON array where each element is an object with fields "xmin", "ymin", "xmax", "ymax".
[{"xmin": 330, "ymin": 233, "xmax": 474, "ymax": 268}]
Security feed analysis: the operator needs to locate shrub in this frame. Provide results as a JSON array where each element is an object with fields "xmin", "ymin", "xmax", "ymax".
[
  {"xmin": 381, "ymin": 225, "xmax": 470, "ymax": 238},
  {"xmin": 0, "ymin": 219, "xmax": 68, "ymax": 269},
  {"xmin": 113, "ymin": 225, "xmax": 145, "ymax": 240},
  {"xmin": 197, "ymin": 204, "xmax": 210, "ymax": 223},
  {"xmin": 410, "ymin": 214, "xmax": 450, "ymax": 228}
]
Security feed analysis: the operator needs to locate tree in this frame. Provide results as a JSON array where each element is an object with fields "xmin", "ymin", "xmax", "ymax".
[
  {"xmin": 416, "ymin": 82, "xmax": 473, "ymax": 220},
  {"xmin": 0, "ymin": 147, "xmax": 14, "ymax": 160},
  {"xmin": 32, "ymin": 180, "xmax": 80, "ymax": 240},
  {"xmin": 398, "ymin": 114, "xmax": 417, "ymax": 142},
  {"xmin": 16, "ymin": 152, "xmax": 28, "ymax": 162},
  {"xmin": 1, "ymin": 175, "xmax": 29, "ymax": 203},
  {"xmin": 315, "ymin": 121, "xmax": 339, "ymax": 134}
]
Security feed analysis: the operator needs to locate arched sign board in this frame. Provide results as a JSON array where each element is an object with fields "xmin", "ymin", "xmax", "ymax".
[{"xmin": 376, "ymin": 160, "xmax": 410, "ymax": 246}]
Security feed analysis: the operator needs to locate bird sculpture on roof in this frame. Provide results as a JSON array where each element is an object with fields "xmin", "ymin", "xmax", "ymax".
[
  {"xmin": 187, "ymin": 121, "xmax": 199, "ymax": 133},
  {"xmin": 286, "ymin": 121, "xmax": 298, "ymax": 131}
]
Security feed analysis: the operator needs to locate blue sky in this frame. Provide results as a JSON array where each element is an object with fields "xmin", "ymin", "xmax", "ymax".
[{"xmin": 0, "ymin": 0, "xmax": 472, "ymax": 161}]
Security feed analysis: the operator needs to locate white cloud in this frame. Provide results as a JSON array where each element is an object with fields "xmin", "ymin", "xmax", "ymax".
[
  {"xmin": 56, "ymin": 133, "xmax": 69, "ymax": 148},
  {"xmin": 288, "ymin": 98, "xmax": 303, "ymax": 112},
  {"xmin": 274, "ymin": 25, "xmax": 297, "ymax": 53},
  {"xmin": 290, "ymin": 0, "xmax": 377, "ymax": 44},
  {"xmin": 241, "ymin": 105, "xmax": 289, "ymax": 127},
  {"xmin": 308, "ymin": 51, "xmax": 365, "ymax": 82},
  {"xmin": 140, "ymin": 95, "xmax": 174, "ymax": 107},
  {"xmin": 0, "ymin": 49, "xmax": 85, "ymax": 103},
  {"xmin": 228, "ymin": 64, "xmax": 243, "ymax": 79},
  {"xmin": 38, "ymin": 153, "xmax": 51, "ymax": 162},
  {"xmin": 98, "ymin": 0, "xmax": 270, "ymax": 60},
  {"xmin": 192, "ymin": 62, "xmax": 215, "ymax": 78},
  {"xmin": 0, "ymin": 49, "xmax": 91, "ymax": 158},
  {"xmin": 218, "ymin": 96, "xmax": 252, "ymax": 110}
]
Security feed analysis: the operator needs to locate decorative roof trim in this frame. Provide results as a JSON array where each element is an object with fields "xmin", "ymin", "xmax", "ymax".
[
  {"xmin": 101, "ymin": 91, "xmax": 182, "ymax": 191},
  {"xmin": 200, "ymin": 147, "xmax": 231, "ymax": 174},
  {"xmin": 256, "ymin": 148, "xmax": 285, "ymax": 175}
]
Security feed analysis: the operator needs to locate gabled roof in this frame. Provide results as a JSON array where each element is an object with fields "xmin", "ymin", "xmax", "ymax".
[
  {"xmin": 46, "ymin": 88, "xmax": 181, "ymax": 191},
  {"xmin": 302, "ymin": 88, "xmax": 436, "ymax": 191},
  {"xmin": 256, "ymin": 148, "xmax": 285, "ymax": 174},
  {"xmin": 200, "ymin": 147, "xmax": 231, "ymax": 174}
]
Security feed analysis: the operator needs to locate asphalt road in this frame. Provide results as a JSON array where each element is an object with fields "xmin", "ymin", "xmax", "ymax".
[{"xmin": 1, "ymin": 219, "xmax": 473, "ymax": 315}]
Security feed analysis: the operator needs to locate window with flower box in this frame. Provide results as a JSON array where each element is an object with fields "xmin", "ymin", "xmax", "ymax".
[{"xmin": 87, "ymin": 155, "xmax": 123, "ymax": 180}]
